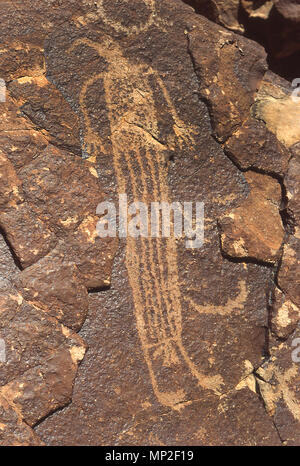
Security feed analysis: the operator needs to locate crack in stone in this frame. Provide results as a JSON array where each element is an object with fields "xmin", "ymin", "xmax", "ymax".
[{"xmin": 185, "ymin": 23, "xmax": 296, "ymax": 443}]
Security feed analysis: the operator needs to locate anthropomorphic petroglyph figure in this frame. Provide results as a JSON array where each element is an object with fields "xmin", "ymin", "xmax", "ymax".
[{"xmin": 67, "ymin": 1, "xmax": 247, "ymax": 408}]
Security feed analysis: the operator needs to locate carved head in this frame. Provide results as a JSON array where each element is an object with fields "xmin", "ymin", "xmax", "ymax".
[{"xmin": 95, "ymin": 0, "xmax": 157, "ymax": 34}]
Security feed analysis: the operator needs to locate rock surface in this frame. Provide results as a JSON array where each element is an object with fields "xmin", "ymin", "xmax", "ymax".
[
  {"xmin": 0, "ymin": 0, "xmax": 298, "ymax": 446},
  {"xmin": 219, "ymin": 171, "xmax": 284, "ymax": 264},
  {"xmin": 184, "ymin": 0, "xmax": 300, "ymax": 79},
  {"xmin": 184, "ymin": 0, "xmax": 244, "ymax": 32}
]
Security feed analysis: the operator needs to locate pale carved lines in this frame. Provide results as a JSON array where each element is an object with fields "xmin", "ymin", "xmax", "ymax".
[{"xmin": 68, "ymin": 36, "xmax": 250, "ymax": 408}]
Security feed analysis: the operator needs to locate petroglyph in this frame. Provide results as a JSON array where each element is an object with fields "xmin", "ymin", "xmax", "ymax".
[
  {"xmin": 184, "ymin": 280, "xmax": 248, "ymax": 316},
  {"xmin": 94, "ymin": 0, "xmax": 169, "ymax": 35},
  {"xmin": 65, "ymin": 34, "xmax": 256, "ymax": 408},
  {"xmin": 0, "ymin": 0, "xmax": 295, "ymax": 446}
]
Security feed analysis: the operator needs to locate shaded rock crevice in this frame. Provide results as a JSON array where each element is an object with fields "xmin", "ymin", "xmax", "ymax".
[
  {"xmin": 185, "ymin": 13, "xmax": 299, "ymax": 443},
  {"xmin": 0, "ymin": 0, "xmax": 298, "ymax": 446},
  {"xmin": 181, "ymin": 0, "xmax": 300, "ymax": 82}
]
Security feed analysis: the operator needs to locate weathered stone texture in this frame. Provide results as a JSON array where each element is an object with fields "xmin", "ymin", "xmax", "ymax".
[
  {"xmin": 220, "ymin": 171, "xmax": 284, "ymax": 263},
  {"xmin": 0, "ymin": 0, "xmax": 299, "ymax": 446},
  {"xmin": 186, "ymin": 0, "xmax": 300, "ymax": 61}
]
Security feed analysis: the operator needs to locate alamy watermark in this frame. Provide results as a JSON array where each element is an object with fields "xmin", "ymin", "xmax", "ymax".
[
  {"xmin": 291, "ymin": 78, "xmax": 300, "ymax": 103},
  {"xmin": 292, "ymin": 338, "xmax": 300, "ymax": 363},
  {"xmin": 96, "ymin": 195, "xmax": 204, "ymax": 249},
  {"xmin": 0, "ymin": 339, "xmax": 6, "ymax": 363},
  {"xmin": 0, "ymin": 79, "xmax": 6, "ymax": 103}
]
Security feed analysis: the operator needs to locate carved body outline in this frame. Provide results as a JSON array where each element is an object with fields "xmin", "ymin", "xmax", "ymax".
[{"xmin": 68, "ymin": 34, "xmax": 248, "ymax": 408}]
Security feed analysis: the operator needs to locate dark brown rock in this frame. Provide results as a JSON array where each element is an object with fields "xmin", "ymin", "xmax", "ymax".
[
  {"xmin": 0, "ymin": 129, "xmax": 48, "ymax": 171},
  {"xmin": 184, "ymin": 0, "xmax": 244, "ymax": 32},
  {"xmin": 225, "ymin": 117, "xmax": 290, "ymax": 176},
  {"xmin": 271, "ymin": 0, "xmax": 300, "ymax": 59},
  {"xmin": 0, "ymin": 280, "xmax": 87, "ymax": 387},
  {"xmin": 285, "ymin": 155, "xmax": 300, "ymax": 225},
  {"xmin": 278, "ymin": 235, "xmax": 300, "ymax": 309},
  {"xmin": 219, "ymin": 171, "xmax": 284, "ymax": 264},
  {"xmin": 15, "ymin": 254, "xmax": 89, "ymax": 331},
  {"xmin": 0, "ymin": 203, "xmax": 57, "ymax": 268},
  {"xmin": 59, "ymin": 219, "xmax": 118, "ymax": 289},
  {"xmin": 0, "ymin": 394, "xmax": 44, "ymax": 446},
  {"xmin": 34, "ymin": 0, "xmax": 285, "ymax": 445},
  {"xmin": 272, "ymin": 287, "xmax": 300, "ymax": 339},
  {"xmin": 17, "ymin": 144, "xmax": 104, "ymax": 235},
  {"xmin": 0, "ymin": 0, "xmax": 298, "ymax": 447},
  {"xmin": 9, "ymin": 76, "xmax": 81, "ymax": 155},
  {"xmin": 275, "ymin": 0, "xmax": 300, "ymax": 22},
  {"xmin": 0, "ymin": 274, "xmax": 87, "ymax": 439},
  {"xmin": 253, "ymin": 71, "xmax": 300, "ymax": 149},
  {"xmin": 0, "ymin": 151, "xmax": 24, "ymax": 209},
  {"xmin": 188, "ymin": 18, "xmax": 267, "ymax": 141},
  {"xmin": 257, "ymin": 328, "xmax": 300, "ymax": 445},
  {"xmin": 0, "ymin": 95, "xmax": 32, "ymax": 132},
  {"xmin": 0, "ymin": 346, "xmax": 86, "ymax": 427},
  {"xmin": 185, "ymin": 0, "xmax": 300, "ymax": 81},
  {"xmin": 0, "ymin": 41, "xmax": 45, "ymax": 82}
]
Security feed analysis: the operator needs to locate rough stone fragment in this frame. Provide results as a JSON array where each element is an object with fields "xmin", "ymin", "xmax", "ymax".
[
  {"xmin": 184, "ymin": 0, "xmax": 244, "ymax": 32},
  {"xmin": 271, "ymin": 0, "xmax": 300, "ymax": 59},
  {"xmin": 0, "ymin": 129, "xmax": 48, "ymax": 171},
  {"xmin": 59, "ymin": 217, "xmax": 118, "ymax": 289},
  {"xmin": 241, "ymin": 0, "xmax": 275, "ymax": 19},
  {"xmin": 0, "ymin": 150, "xmax": 23, "ymax": 209},
  {"xmin": 17, "ymin": 144, "xmax": 104, "ymax": 235},
  {"xmin": 185, "ymin": 0, "xmax": 300, "ymax": 80},
  {"xmin": 0, "ymin": 140, "xmax": 117, "ymax": 285},
  {"xmin": 274, "ymin": 147, "xmax": 300, "ymax": 337},
  {"xmin": 0, "ymin": 234, "xmax": 19, "ymax": 279},
  {"xmin": 214, "ymin": 387, "xmax": 281, "ymax": 445},
  {"xmin": 285, "ymin": 156, "xmax": 300, "ymax": 225},
  {"xmin": 0, "ymin": 394, "xmax": 44, "ymax": 446},
  {"xmin": 272, "ymin": 288, "xmax": 300, "ymax": 339},
  {"xmin": 0, "ymin": 41, "xmax": 45, "ymax": 82},
  {"xmin": 231, "ymin": 1, "xmax": 300, "ymax": 61},
  {"xmin": 0, "ymin": 203, "xmax": 57, "ymax": 268},
  {"xmin": 9, "ymin": 76, "xmax": 81, "ymax": 155},
  {"xmin": 275, "ymin": 0, "xmax": 300, "ymax": 22},
  {"xmin": 278, "ymin": 234, "xmax": 300, "ymax": 309},
  {"xmin": 0, "ymin": 0, "xmax": 298, "ymax": 447},
  {"xmin": 219, "ymin": 171, "xmax": 284, "ymax": 263},
  {"xmin": 253, "ymin": 71, "xmax": 300, "ymax": 148},
  {"xmin": 15, "ymin": 253, "xmax": 89, "ymax": 331},
  {"xmin": 257, "ymin": 330, "xmax": 300, "ymax": 445},
  {"xmin": 0, "ymin": 96, "xmax": 32, "ymax": 132},
  {"xmin": 0, "ymin": 280, "xmax": 86, "ymax": 387},
  {"xmin": 225, "ymin": 117, "xmax": 290, "ymax": 176},
  {"xmin": 188, "ymin": 17, "xmax": 267, "ymax": 141},
  {"xmin": 0, "ymin": 345, "xmax": 86, "ymax": 427}
]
